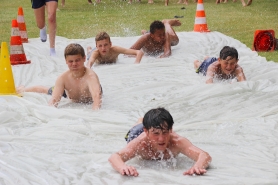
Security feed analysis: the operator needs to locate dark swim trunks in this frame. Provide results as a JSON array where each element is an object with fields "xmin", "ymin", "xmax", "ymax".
[
  {"xmin": 196, "ymin": 57, "xmax": 217, "ymax": 76},
  {"xmin": 47, "ymin": 85, "xmax": 103, "ymax": 100},
  {"xmin": 47, "ymin": 87, "xmax": 67, "ymax": 98},
  {"xmin": 125, "ymin": 123, "xmax": 144, "ymax": 143},
  {"xmin": 31, "ymin": 0, "xmax": 58, "ymax": 9}
]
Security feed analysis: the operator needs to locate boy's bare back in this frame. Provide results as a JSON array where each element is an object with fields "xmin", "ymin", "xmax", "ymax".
[
  {"xmin": 134, "ymin": 33, "xmax": 165, "ymax": 56},
  {"xmin": 91, "ymin": 46, "xmax": 123, "ymax": 65},
  {"xmin": 58, "ymin": 67, "xmax": 101, "ymax": 103},
  {"xmin": 206, "ymin": 60, "xmax": 245, "ymax": 83},
  {"xmin": 118, "ymin": 131, "xmax": 192, "ymax": 161}
]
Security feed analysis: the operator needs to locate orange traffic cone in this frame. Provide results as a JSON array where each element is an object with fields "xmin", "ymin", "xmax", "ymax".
[
  {"xmin": 0, "ymin": 42, "xmax": 18, "ymax": 96},
  {"xmin": 252, "ymin": 30, "xmax": 276, "ymax": 52},
  {"xmin": 10, "ymin": 19, "xmax": 31, "ymax": 65},
  {"xmin": 17, "ymin": 7, "xmax": 28, "ymax": 43},
  {"xmin": 193, "ymin": 0, "xmax": 210, "ymax": 32}
]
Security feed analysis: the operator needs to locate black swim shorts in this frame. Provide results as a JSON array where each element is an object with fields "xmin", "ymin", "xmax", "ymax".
[
  {"xmin": 31, "ymin": 0, "xmax": 58, "ymax": 9},
  {"xmin": 47, "ymin": 87, "xmax": 67, "ymax": 98},
  {"xmin": 125, "ymin": 123, "xmax": 144, "ymax": 143}
]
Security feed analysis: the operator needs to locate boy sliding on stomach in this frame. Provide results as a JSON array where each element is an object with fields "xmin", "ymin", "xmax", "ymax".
[
  {"xmin": 109, "ymin": 107, "xmax": 212, "ymax": 177},
  {"xmin": 86, "ymin": 32, "xmax": 144, "ymax": 68},
  {"xmin": 17, "ymin": 43, "xmax": 102, "ymax": 110},
  {"xmin": 194, "ymin": 46, "xmax": 246, "ymax": 84},
  {"xmin": 130, "ymin": 19, "xmax": 181, "ymax": 58}
]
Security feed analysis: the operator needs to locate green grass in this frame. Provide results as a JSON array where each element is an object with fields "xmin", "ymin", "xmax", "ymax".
[{"xmin": 0, "ymin": 0, "xmax": 278, "ymax": 61}]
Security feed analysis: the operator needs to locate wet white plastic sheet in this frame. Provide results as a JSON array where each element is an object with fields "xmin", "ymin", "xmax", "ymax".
[{"xmin": 1, "ymin": 31, "xmax": 278, "ymax": 184}]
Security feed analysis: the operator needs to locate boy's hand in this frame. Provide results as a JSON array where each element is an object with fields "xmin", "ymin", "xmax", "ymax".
[
  {"xmin": 120, "ymin": 165, "xmax": 139, "ymax": 177},
  {"xmin": 183, "ymin": 166, "xmax": 207, "ymax": 175}
]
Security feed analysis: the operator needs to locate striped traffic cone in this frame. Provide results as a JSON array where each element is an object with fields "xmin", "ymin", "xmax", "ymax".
[
  {"xmin": 193, "ymin": 0, "xmax": 210, "ymax": 32},
  {"xmin": 10, "ymin": 19, "xmax": 31, "ymax": 65},
  {"xmin": 17, "ymin": 7, "xmax": 28, "ymax": 43}
]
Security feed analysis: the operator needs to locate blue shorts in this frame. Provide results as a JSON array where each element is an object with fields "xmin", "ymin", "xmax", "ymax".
[
  {"xmin": 31, "ymin": 0, "xmax": 58, "ymax": 9},
  {"xmin": 196, "ymin": 57, "xmax": 217, "ymax": 76},
  {"xmin": 48, "ymin": 87, "xmax": 67, "ymax": 98},
  {"xmin": 125, "ymin": 123, "xmax": 144, "ymax": 143}
]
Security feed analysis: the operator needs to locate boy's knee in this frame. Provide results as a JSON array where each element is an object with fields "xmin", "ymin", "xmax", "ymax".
[{"xmin": 48, "ymin": 14, "xmax": 56, "ymax": 24}]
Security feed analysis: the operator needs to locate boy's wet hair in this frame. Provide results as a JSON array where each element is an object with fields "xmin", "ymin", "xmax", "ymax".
[
  {"xmin": 64, "ymin": 43, "xmax": 85, "ymax": 58},
  {"xmin": 150, "ymin": 21, "xmax": 165, "ymax": 34},
  {"xmin": 95, "ymin": 31, "xmax": 111, "ymax": 43},
  {"xmin": 219, "ymin": 46, "xmax": 238, "ymax": 60},
  {"xmin": 143, "ymin": 107, "xmax": 174, "ymax": 131}
]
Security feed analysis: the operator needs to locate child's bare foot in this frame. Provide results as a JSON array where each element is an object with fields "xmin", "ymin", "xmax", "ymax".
[
  {"xmin": 148, "ymin": 0, "xmax": 154, "ymax": 4},
  {"xmin": 247, "ymin": 0, "xmax": 252, "ymax": 5},
  {"xmin": 88, "ymin": 0, "xmax": 92, "ymax": 4},
  {"xmin": 16, "ymin": 85, "xmax": 25, "ymax": 94},
  {"xmin": 162, "ymin": 19, "xmax": 181, "ymax": 27},
  {"xmin": 177, "ymin": 0, "xmax": 182, "ymax": 4},
  {"xmin": 87, "ymin": 46, "xmax": 92, "ymax": 54},
  {"xmin": 141, "ymin": 30, "xmax": 148, "ymax": 35},
  {"xmin": 216, "ymin": 0, "xmax": 220, "ymax": 4}
]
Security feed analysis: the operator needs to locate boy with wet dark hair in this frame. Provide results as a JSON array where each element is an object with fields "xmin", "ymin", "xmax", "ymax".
[
  {"xmin": 194, "ymin": 46, "xmax": 246, "ymax": 84},
  {"xmin": 109, "ymin": 107, "xmax": 212, "ymax": 177},
  {"xmin": 86, "ymin": 32, "xmax": 143, "ymax": 67},
  {"xmin": 150, "ymin": 21, "xmax": 165, "ymax": 34},
  {"xmin": 130, "ymin": 19, "xmax": 181, "ymax": 58}
]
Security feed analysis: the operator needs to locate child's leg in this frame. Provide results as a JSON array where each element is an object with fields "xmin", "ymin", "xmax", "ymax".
[
  {"xmin": 141, "ymin": 30, "xmax": 148, "ymax": 35},
  {"xmin": 194, "ymin": 60, "xmax": 201, "ymax": 70},
  {"xmin": 247, "ymin": 0, "xmax": 252, "ymax": 5},
  {"xmin": 216, "ymin": 0, "xmax": 220, "ymax": 4},
  {"xmin": 165, "ymin": 0, "xmax": 169, "ymax": 6},
  {"xmin": 183, "ymin": 0, "xmax": 189, "ymax": 5},
  {"xmin": 88, "ymin": 0, "xmax": 92, "ymax": 4},
  {"xmin": 240, "ymin": 0, "xmax": 247, "ymax": 6},
  {"xmin": 17, "ymin": 86, "xmax": 49, "ymax": 94},
  {"xmin": 61, "ymin": 0, "xmax": 65, "ymax": 7},
  {"xmin": 45, "ymin": 1, "xmax": 58, "ymax": 56},
  {"xmin": 162, "ymin": 19, "xmax": 181, "ymax": 46}
]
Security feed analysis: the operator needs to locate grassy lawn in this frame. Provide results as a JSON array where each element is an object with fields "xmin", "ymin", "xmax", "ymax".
[{"xmin": 0, "ymin": 0, "xmax": 278, "ymax": 61}]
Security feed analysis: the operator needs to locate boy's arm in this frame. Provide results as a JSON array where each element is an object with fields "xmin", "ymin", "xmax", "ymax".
[
  {"xmin": 130, "ymin": 35, "xmax": 148, "ymax": 50},
  {"xmin": 87, "ymin": 70, "xmax": 102, "ymax": 110},
  {"xmin": 86, "ymin": 50, "xmax": 99, "ymax": 68},
  {"xmin": 108, "ymin": 141, "xmax": 139, "ymax": 176},
  {"xmin": 178, "ymin": 137, "xmax": 212, "ymax": 175},
  {"xmin": 48, "ymin": 76, "xmax": 65, "ymax": 107},
  {"xmin": 235, "ymin": 66, "xmax": 246, "ymax": 82},
  {"xmin": 159, "ymin": 32, "xmax": 171, "ymax": 58},
  {"xmin": 114, "ymin": 46, "xmax": 144, "ymax": 64},
  {"xmin": 205, "ymin": 65, "xmax": 217, "ymax": 84}
]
